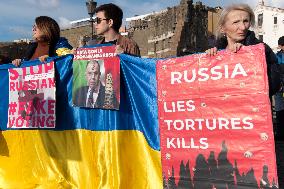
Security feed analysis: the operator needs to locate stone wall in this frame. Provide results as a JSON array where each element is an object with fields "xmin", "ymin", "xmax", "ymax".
[
  {"xmin": 61, "ymin": 25, "xmax": 92, "ymax": 48},
  {"xmin": 208, "ymin": 7, "xmax": 222, "ymax": 47},
  {"xmin": 0, "ymin": 0, "xmax": 221, "ymax": 61},
  {"xmin": 127, "ymin": 0, "xmax": 221, "ymax": 58}
]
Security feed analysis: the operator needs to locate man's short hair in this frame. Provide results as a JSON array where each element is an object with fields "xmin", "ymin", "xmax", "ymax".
[
  {"xmin": 95, "ymin": 3, "xmax": 123, "ymax": 32},
  {"xmin": 86, "ymin": 60, "xmax": 100, "ymax": 67},
  {"xmin": 278, "ymin": 36, "xmax": 284, "ymax": 46},
  {"xmin": 86, "ymin": 60, "xmax": 101, "ymax": 74}
]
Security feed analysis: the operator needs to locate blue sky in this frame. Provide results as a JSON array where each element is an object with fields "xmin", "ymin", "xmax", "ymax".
[{"xmin": 0, "ymin": 0, "xmax": 282, "ymax": 41}]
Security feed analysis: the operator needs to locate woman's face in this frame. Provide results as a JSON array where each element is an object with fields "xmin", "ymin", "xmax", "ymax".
[
  {"xmin": 221, "ymin": 10, "xmax": 251, "ymax": 43},
  {"xmin": 32, "ymin": 24, "xmax": 44, "ymax": 41}
]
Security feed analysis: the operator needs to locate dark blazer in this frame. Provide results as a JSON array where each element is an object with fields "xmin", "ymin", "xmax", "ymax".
[
  {"xmin": 73, "ymin": 85, "xmax": 106, "ymax": 108},
  {"xmin": 73, "ymin": 84, "xmax": 118, "ymax": 109},
  {"xmin": 216, "ymin": 30, "xmax": 281, "ymax": 96}
]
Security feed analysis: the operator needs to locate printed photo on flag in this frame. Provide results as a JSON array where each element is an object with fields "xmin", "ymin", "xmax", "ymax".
[{"xmin": 72, "ymin": 46, "xmax": 120, "ymax": 110}]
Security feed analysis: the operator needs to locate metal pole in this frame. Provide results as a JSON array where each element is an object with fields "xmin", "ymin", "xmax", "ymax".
[
  {"xmin": 86, "ymin": 0, "xmax": 97, "ymax": 40},
  {"xmin": 90, "ymin": 17, "xmax": 94, "ymax": 40}
]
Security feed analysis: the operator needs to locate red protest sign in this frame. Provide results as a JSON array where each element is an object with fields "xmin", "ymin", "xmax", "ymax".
[{"xmin": 157, "ymin": 44, "xmax": 278, "ymax": 188}]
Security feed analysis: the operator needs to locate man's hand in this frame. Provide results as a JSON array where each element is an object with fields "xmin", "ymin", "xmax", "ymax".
[
  {"xmin": 38, "ymin": 55, "xmax": 49, "ymax": 62},
  {"xmin": 12, "ymin": 59, "xmax": 22, "ymax": 67},
  {"xmin": 71, "ymin": 48, "xmax": 77, "ymax": 55},
  {"xmin": 115, "ymin": 45, "xmax": 124, "ymax": 55}
]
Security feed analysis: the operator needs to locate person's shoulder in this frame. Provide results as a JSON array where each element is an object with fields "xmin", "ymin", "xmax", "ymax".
[
  {"xmin": 259, "ymin": 42, "xmax": 277, "ymax": 65},
  {"xmin": 87, "ymin": 38, "xmax": 104, "ymax": 46},
  {"xmin": 245, "ymin": 31, "xmax": 272, "ymax": 53},
  {"xmin": 276, "ymin": 50, "xmax": 284, "ymax": 56},
  {"xmin": 118, "ymin": 35, "xmax": 138, "ymax": 46},
  {"xmin": 117, "ymin": 34, "xmax": 140, "ymax": 56},
  {"xmin": 262, "ymin": 42, "xmax": 274, "ymax": 54},
  {"xmin": 54, "ymin": 37, "xmax": 73, "ymax": 56},
  {"xmin": 244, "ymin": 30, "xmax": 260, "ymax": 46},
  {"xmin": 56, "ymin": 37, "xmax": 73, "ymax": 50},
  {"xmin": 276, "ymin": 50, "xmax": 284, "ymax": 64}
]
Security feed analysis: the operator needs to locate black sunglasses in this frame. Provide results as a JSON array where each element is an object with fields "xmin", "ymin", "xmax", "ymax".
[{"xmin": 94, "ymin": 17, "xmax": 109, "ymax": 24}]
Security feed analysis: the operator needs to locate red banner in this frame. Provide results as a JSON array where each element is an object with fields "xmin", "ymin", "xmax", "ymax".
[{"xmin": 157, "ymin": 44, "xmax": 278, "ymax": 188}]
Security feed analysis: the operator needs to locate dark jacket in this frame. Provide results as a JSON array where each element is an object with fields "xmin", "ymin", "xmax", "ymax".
[
  {"xmin": 276, "ymin": 50, "xmax": 284, "ymax": 87},
  {"xmin": 23, "ymin": 37, "xmax": 72, "ymax": 61},
  {"xmin": 73, "ymin": 85, "xmax": 106, "ymax": 108},
  {"xmin": 73, "ymin": 84, "xmax": 118, "ymax": 109},
  {"xmin": 216, "ymin": 30, "xmax": 281, "ymax": 96},
  {"xmin": 0, "ymin": 55, "xmax": 11, "ymax": 64}
]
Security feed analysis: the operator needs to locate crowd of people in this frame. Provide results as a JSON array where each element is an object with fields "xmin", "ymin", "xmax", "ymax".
[
  {"xmin": 7, "ymin": 3, "xmax": 140, "ymax": 67},
  {"xmin": 0, "ymin": 2, "xmax": 283, "ymax": 187}
]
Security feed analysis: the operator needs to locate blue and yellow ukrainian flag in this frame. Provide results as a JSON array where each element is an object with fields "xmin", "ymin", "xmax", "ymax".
[{"xmin": 0, "ymin": 54, "xmax": 162, "ymax": 188}]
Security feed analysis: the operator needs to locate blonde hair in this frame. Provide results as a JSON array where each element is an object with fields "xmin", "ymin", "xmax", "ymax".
[{"xmin": 216, "ymin": 4, "xmax": 255, "ymax": 38}]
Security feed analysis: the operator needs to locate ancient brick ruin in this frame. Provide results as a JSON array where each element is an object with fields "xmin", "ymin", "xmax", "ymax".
[{"xmin": 127, "ymin": 0, "xmax": 221, "ymax": 58}]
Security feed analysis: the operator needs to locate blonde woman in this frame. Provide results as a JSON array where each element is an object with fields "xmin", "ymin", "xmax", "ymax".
[{"xmin": 206, "ymin": 4, "xmax": 280, "ymax": 96}]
